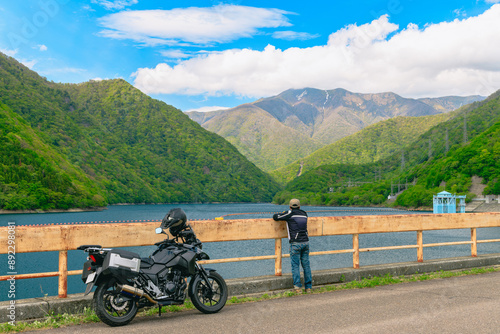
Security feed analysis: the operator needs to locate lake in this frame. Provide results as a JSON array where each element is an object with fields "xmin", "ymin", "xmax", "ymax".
[{"xmin": 1, "ymin": 203, "xmax": 499, "ymax": 301}]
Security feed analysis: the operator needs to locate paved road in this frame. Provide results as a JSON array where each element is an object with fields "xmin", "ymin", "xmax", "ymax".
[{"xmin": 31, "ymin": 271, "xmax": 500, "ymax": 334}]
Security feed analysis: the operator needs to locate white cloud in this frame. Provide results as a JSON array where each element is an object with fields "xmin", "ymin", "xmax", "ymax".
[
  {"xmin": 272, "ymin": 31, "xmax": 320, "ymax": 41},
  {"xmin": 0, "ymin": 48, "xmax": 37, "ymax": 69},
  {"xmin": 185, "ymin": 106, "xmax": 231, "ymax": 113},
  {"xmin": 160, "ymin": 49, "xmax": 192, "ymax": 59},
  {"xmin": 38, "ymin": 67, "xmax": 87, "ymax": 76},
  {"xmin": 56, "ymin": 67, "xmax": 87, "ymax": 73},
  {"xmin": 38, "ymin": 44, "xmax": 48, "ymax": 51},
  {"xmin": 133, "ymin": 5, "xmax": 500, "ymax": 98},
  {"xmin": 91, "ymin": 0, "xmax": 138, "ymax": 10},
  {"xmin": 453, "ymin": 8, "xmax": 467, "ymax": 17},
  {"xmin": 20, "ymin": 59, "xmax": 37, "ymax": 69},
  {"xmin": 98, "ymin": 5, "xmax": 292, "ymax": 46},
  {"xmin": 0, "ymin": 48, "xmax": 18, "ymax": 57}
]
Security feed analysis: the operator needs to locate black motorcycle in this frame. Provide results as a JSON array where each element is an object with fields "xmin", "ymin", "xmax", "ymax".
[{"xmin": 77, "ymin": 208, "xmax": 228, "ymax": 327}]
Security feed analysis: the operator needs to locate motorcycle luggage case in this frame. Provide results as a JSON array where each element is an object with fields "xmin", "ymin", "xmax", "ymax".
[{"xmin": 102, "ymin": 249, "xmax": 141, "ymax": 279}]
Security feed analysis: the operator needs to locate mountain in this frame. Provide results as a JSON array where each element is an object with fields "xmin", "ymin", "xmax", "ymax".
[
  {"xmin": 395, "ymin": 117, "xmax": 500, "ymax": 208},
  {"xmin": 187, "ymin": 103, "xmax": 323, "ymax": 172},
  {"xmin": 187, "ymin": 88, "xmax": 485, "ymax": 171},
  {"xmin": 418, "ymin": 95, "xmax": 484, "ymax": 112},
  {"xmin": 273, "ymin": 90, "xmax": 500, "ymax": 208},
  {"xmin": 0, "ymin": 102, "xmax": 105, "ymax": 210},
  {"xmin": 0, "ymin": 52, "xmax": 281, "ymax": 210},
  {"xmin": 271, "ymin": 112, "xmax": 453, "ymax": 185}
]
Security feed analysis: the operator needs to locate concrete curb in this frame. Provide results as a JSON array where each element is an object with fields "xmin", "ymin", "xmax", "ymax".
[{"xmin": 3, "ymin": 253, "xmax": 500, "ymax": 323}]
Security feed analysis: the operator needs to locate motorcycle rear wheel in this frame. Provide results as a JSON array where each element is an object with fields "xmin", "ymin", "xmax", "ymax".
[
  {"xmin": 93, "ymin": 278, "xmax": 138, "ymax": 327},
  {"xmin": 189, "ymin": 272, "xmax": 228, "ymax": 314}
]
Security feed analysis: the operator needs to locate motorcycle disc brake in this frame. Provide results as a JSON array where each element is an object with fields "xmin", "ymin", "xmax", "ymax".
[{"xmin": 110, "ymin": 295, "xmax": 129, "ymax": 311}]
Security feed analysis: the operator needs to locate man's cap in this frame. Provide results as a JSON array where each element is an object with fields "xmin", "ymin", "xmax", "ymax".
[{"xmin": 289, "ymin": 198, "xmax": 300, "ymax": 208}]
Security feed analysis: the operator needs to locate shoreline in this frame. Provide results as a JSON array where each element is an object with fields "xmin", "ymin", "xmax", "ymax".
[
  {"xmin": 0, "ymin": 202, "xmax": 277, "ymax": 215},
  {"xmin": 0, "ymin": 207, "xmax": 107, "ymax": 215},
  {"xmin": 0, "ymin": 203, "xmax": 421, "ymax": 215},
  {"xmin": 2, "ymin": 202, "xmax": 497, "ymax": 215}
]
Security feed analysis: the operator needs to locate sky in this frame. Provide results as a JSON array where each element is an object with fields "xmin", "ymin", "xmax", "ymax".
[{"xmin": 1, "ymin": 0, "xmax": 500, "ymax": 112}]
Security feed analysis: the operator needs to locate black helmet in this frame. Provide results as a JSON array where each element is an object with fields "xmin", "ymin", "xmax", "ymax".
[{"xmin": 161, "ymin": 208, "xmax": 187, "ymax": 236}]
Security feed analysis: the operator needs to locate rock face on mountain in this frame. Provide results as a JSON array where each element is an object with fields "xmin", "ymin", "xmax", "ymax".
[{"xmin": 187, "ymin": 88, "xmax": 484, "ymax": 171}]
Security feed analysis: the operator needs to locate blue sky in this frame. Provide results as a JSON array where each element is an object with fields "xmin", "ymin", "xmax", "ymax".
[{"xmin": 1, "ymin": 0, "xmax": 500, "ymax": 112}]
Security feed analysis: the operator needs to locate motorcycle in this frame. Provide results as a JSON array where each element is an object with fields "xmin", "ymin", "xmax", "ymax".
[{"xmin": 77, "ymin": 208, "xmax": 228, "ymax": 327}]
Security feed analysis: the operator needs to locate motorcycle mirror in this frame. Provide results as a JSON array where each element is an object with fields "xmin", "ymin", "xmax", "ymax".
[{"xmin": 155, "ymin": 227, "xmax": 165, "ymax": 234}]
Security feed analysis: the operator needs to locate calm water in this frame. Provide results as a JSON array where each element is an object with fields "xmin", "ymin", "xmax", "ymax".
[{"xmin": 2, "ymin": 203, "xmax": 500, "ymax": 301}]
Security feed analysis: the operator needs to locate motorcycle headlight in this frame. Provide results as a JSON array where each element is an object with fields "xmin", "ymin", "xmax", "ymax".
[{"xmin": 197, "ymin": 252, "xmax": 210, "ymax": 260}]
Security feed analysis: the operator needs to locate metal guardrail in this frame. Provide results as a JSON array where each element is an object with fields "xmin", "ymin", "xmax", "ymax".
[{"xmin": 2, "ymin": 212, "xmax": 500, "ymax": 298}]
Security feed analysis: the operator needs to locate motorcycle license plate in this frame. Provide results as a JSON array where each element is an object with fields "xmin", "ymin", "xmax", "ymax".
[{"xmin": 86, "ymin": 272, "xmax": 96, "ymax": 284}]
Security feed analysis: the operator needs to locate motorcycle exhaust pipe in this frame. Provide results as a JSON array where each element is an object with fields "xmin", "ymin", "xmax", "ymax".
[{"xmin": 117, "ymin": 284, "xmax": 157, "ymax": 304}]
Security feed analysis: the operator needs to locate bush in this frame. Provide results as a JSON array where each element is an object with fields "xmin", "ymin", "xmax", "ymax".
[{"xmin": 395, "ymin": 185, "xmax": 435, "ymax": 208}]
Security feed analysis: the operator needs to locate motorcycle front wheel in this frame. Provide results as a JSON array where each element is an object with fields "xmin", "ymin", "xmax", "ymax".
[
  {"xmin": 189, "ymin": 271, "xmax": 228, "ymax": 314},
  {"xmin": 93, "ymin": 278, "xmax": 138, "ymax": 327}
]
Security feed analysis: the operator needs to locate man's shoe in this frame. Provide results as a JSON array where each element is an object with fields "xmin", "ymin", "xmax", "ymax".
[
  {"xmin": 293, "ymin": 286, "xmax": 302, "ymax": 293},
  {"xmin": 305, "ymin": 288, "xmax": 312, "ymax": 293}
]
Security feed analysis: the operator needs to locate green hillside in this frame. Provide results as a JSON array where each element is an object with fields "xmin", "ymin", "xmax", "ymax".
[
  {"xmin": 200, "ymin": 104, "xmax": 322, "ymax": 171},
  {"xmin": 0, "ymin": 102, "xmax": 105, "ymax": 210},
  {"xmin": 271, "ymin": 113, "xmax": 453, "ymax": 185},
  {"xmin": 0, "ymin": 53, "xmax": 281, "ymax": 210},
  {"xmin": 274, "ymin": 91, "xmax": 500, "ymax": 207},
  {"xmin": 395, "ymin": 112, "xmax": 500, "ymax": 207},
  {"xmin": 188, "ymin": 88, "xmax": 483, "ymax": 172},
  {"xmin": 60, "ymin": 80, "xmax": 281, "ymax": 203}
]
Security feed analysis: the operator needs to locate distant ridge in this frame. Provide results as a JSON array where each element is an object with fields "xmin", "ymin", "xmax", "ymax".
[
  {"xmin": 272, "ymin": 90, "xmax": 500, "ymax": 208},
  {"xmin": 187, "ymin": 88, "xmax": 485, "ymax": 171}
]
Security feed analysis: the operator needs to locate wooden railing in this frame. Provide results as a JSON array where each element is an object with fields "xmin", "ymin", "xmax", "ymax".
[{"xmin": 2, "ymin": 212, "xmax": 500, "ymax": 298}]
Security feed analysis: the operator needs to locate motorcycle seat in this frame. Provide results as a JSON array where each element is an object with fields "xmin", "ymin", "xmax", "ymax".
[{"xmin": 140, "ymin": 257, "xmax": 154, "ymax": 268}]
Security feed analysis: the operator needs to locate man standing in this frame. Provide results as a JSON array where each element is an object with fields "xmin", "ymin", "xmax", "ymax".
[{"xmin": 273, "ymin": 199, "xmax": 312, "ymax": 293}]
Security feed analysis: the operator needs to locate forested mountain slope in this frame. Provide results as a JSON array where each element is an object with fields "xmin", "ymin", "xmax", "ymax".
[
  {"xmin": 0, "ymin": 52, "xmax": 281, "ymax": 210},
  {"xmin": 187, "ymin": 88, "xmax": 484, "ymax": 171},
  {"xmin": 271, "ymin": 113, "xmax": 453, "ymax": 185},
  {"xmin": 273, "ymin": 91, "xmax": 500, "ymax": 207},
  {"xmin": 0, "ymin": 102, "xmax": 105, "ymax": 210}
]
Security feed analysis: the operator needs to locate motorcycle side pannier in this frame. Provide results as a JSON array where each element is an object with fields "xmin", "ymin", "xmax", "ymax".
[{"xmin": 102, "ymin": 249, "xmax": 141, "ymax": 279}]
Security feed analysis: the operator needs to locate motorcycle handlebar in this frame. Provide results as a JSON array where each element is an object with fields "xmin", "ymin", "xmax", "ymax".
[{"xmin": 154, "ymin": 238, "xmax": 175, "ymax": 246}]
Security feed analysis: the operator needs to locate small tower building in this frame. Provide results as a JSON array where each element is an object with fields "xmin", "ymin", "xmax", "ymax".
[{"xmin": 433, "ymin": 191, "xmax": 466, "ymax": 213}]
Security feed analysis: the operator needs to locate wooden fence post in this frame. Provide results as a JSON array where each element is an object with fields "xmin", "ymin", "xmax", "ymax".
[
  {"xmin": 417, "ymin": 230, "xmax": 423, "ymax": 262},
  {"xmin": 275, "ymin": 238, "xmax": 282, "ymax": 276},
  {"xmin": 58, "ymin": 251, "xmax": 68, "ymax": 298},
  {"xmin": 353, "ymin": 234, "xmax": 359, "ymax": 269},
  {"xmin": 471, "ymin": 228, "xmax": 477, "ymax": 257}
]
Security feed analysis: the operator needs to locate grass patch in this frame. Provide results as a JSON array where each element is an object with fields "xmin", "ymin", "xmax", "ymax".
[
  {"xmin": 0, "ymin": 307, "xmax": 99, "ymax": 333},
  {"xmin": 1, "ymin": 266, "xmax": 498, "ymax": 332}
]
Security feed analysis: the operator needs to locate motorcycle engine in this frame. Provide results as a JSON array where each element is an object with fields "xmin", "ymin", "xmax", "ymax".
[{"xmin": 151, "ymin": 269, "xmax": 186, "ymax": 300}]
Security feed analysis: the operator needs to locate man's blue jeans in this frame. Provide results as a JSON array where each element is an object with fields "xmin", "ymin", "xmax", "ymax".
[{"xmin": 289, "ymin": 242, "xmax": 312, "ymax": 289}]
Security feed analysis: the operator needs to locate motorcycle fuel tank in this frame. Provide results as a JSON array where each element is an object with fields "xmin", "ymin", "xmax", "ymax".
[{"xmin": 152, "ymin": 247, "xmax": 197, "ymax": 275}]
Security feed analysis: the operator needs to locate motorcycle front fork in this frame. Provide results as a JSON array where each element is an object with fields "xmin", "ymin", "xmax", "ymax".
[{"xmin": 195, "ymin": 263, "xmax": 214, "ymax": 290}]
